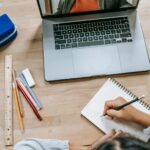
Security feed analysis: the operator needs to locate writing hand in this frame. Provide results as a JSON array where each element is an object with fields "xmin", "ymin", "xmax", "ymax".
[{"xmin": 103, "ymin": 97, "xmax": 141, "ymax": 122}]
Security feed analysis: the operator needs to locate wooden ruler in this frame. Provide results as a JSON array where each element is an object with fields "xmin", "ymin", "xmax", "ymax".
[{"xmin": 4, "ymin": 55, "xmax": 13, "ymax": 146}]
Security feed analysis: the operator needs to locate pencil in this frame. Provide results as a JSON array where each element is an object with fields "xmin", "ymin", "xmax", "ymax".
[
  {"xmin": 12, "ymin": 70, "xmax": 24, "ymax": 117},
  {"xmin": 19, "ymin": 74, "xmax": 42, "ymax": 110},
  {"xmin": 115, "ymin": 95, "xmax": 145, "ymax": 111},
  {"xmin": 16, "ymin": 79, "xmax": 42, "ymax": 121},
  {"xmin": 13, "ymin": 83, "xmax": 24, "ymax": 133},
  {"xmin": 17, "ymin": 78, "xmax": 39, "ymax": 111}
]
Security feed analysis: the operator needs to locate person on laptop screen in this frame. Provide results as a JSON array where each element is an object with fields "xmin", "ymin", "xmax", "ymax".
[{"xmin": 55, "ymin": 0, "xmax": 135, "ymax": 14}]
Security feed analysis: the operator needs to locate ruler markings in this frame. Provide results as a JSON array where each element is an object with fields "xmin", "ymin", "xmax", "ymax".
[{"xmin": 4, "ymin": 55, "xmax": 13, "ymax": 146}]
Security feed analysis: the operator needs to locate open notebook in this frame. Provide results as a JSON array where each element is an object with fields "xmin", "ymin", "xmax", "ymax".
[{"xmin": 81, "ymin": 78, "xmax": 150, "ymax": 142}]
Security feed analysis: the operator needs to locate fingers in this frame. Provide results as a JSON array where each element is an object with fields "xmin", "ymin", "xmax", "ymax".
[
  {"xmin": 105, "ymin": 129, "xmax": 116, "ymax": 138},
  {"xmin": 103, "ymin": 97, "xmax": 126, "ymax": 116},
  {"xmin": 106, "ymin": 129, "xmax": 128, "ymax": 139},
  {"xmin": 91, "ymin": 129, "xmax": 116, "ymax": 149},
  {"xmin": 113, "ymin": 130, "xmax": 124, "ymax": 137},
  {"xmin": 98, "ymin": 129, "xmax": 117, "ymax": 143},
  {"xmin": 91, "ymin": 129, "xmax": 128, "ymax": 150},
  {"xmin": 103, "ymin": 100, "xmax": 114, "ymax": 115},
  {"xmin": 106, "ymin": 109, "xmax": 122, "ymax": 118}
]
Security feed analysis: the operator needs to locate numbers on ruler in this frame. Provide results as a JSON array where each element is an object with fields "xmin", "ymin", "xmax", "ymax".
[{"xmin": 5, "ymin": 55, "xmax": 13, "ymax": 146}]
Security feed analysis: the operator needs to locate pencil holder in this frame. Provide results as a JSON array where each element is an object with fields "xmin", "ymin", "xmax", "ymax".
[{"xmin": 0, "ymin": 14, "xmax": 17, "ymax": 47}]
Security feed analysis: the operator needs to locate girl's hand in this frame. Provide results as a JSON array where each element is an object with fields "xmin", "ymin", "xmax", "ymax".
[
  {"xmin": 103, "ymin": 97, "xmax": 142, "ymax": 122},
  {"xmin": 91, "ymin": 129, "xmax": 128, "ymax": 150}
]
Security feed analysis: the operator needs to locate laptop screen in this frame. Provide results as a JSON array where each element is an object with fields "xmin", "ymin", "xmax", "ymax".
[{"xmin": 37, "ymin": 0, "xmax": 139, "ymax": 17}]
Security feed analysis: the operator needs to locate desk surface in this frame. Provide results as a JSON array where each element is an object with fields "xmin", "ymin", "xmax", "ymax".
[{"xmin": 0, "ymin": 0, "xmax": 150, "ymax": 149}]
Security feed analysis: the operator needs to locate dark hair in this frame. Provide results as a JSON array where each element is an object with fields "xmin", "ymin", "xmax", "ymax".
[{"xmin": 96, "ymin": 137, "xmax": 150, "ymax": 150}]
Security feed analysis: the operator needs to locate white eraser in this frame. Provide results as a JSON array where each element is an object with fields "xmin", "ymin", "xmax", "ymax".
[{"xmin": 22, "ymin": 68, "xmax": 36, "ymax": 87}]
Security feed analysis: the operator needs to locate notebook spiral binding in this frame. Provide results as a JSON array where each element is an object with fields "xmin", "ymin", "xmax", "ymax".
[{"xmin": 110, "ymin": 78, "xmax": 150, "ymax": 110}]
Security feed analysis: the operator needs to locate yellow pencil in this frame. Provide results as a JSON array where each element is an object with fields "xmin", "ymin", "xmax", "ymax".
[
  {"xmin": 13, "ymin": 83, "xmax": 24, "ymax": 133},
  {"xmin": 13, "ymin": 70, "xmax": 24, "ymax": 117}
]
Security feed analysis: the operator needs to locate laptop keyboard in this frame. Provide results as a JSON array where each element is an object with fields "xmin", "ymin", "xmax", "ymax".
[{"xmin": 54, "ymin": 17, "xmax": 132, "ymax": 50}]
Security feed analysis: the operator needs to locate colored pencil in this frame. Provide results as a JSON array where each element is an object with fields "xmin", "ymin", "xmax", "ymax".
[
  {"xmin": 17, "ymin": 78, "xmax": 39, "ymax": 110},
  {"xmin": 19, "ymin": 74, "xmax": 42, "ymax": 110},
  {"xmin": 16, "ymin": 79, "xmax": 42, "ymax": 121},
  {"xmin": 13, "ymin": 83, "xmax": 24, "ymax": 132},
  {"xmin": 12, "ymin": 70, "xmax": 24, "ymax": 117}
]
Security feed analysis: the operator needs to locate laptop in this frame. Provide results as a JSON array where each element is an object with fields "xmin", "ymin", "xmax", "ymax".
[{"xmin": 36, "ymin": 0, "xmax": 150, "ymax": 81}]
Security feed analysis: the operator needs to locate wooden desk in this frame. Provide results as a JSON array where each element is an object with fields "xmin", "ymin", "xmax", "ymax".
[{"xmin": 0, "ymin": 0, "xmax": 150, "ymax": 149}]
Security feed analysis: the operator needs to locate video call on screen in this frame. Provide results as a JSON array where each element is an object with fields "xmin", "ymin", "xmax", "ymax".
[{"xmin": 38, "ymin": 0, "xmax": 139, "ymax": 16}]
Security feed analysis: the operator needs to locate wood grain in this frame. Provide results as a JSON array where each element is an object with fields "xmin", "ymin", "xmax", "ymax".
[{"xmin": 0, "ymin": 0, "xmax": 150, "ymax": 149}]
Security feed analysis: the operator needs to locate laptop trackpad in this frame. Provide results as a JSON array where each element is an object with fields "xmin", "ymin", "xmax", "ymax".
[{"xmin": 72, "ymin": 46, "xmax": 121, "ymax": 77}]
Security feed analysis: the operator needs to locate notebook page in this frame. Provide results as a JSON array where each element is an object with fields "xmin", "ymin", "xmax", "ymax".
[{"xmin": 81, "ymin": 79, "xmax": 150, "ymax": 142}]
